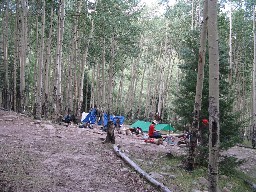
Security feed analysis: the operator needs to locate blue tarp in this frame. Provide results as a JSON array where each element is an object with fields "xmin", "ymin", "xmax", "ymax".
[{"xmin": 82, "ymin": 109, "xmax": 125, "ymax": 127}]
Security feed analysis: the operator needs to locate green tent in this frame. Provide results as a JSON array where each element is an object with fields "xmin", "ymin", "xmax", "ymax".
[{"xmin": 130, "ymin": 120, "xmax": 174, "ymax": 132}]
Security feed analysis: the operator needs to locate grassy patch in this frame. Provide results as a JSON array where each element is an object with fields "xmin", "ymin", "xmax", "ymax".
[
  {"xmin": 243, "ymin": 139, "xmax": 253, "ymax": 148},
  {"xmin": 127, "ymin": 148, "xmax": 256, "ymax": 191}
]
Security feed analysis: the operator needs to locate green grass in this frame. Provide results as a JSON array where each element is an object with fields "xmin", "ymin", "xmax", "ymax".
[
  {"xmin": 243, "ymin": 139, "xmax": 254, "ymax": 148},
  {"xmin": 128, "ymin": 149, "xmax": 256, "ymax": 191}
]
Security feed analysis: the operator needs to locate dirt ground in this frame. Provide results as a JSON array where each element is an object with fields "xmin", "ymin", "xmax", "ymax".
[{"xmin": 0, "ymin": 109, "xmax": 256, "ymax": 192}]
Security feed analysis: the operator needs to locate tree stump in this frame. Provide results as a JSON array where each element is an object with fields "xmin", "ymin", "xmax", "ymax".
[{"xmin": 103, "ymin": 121, "xmax": 115, "ymax": 144}]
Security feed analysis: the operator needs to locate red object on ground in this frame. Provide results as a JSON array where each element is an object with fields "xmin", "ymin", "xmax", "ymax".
[{"xmin": 144, "ymin": 138, "xmax": 155, "ymax": 143}]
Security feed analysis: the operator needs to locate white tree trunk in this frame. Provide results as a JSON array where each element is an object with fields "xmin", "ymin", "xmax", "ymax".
[
  {"xmin": 252, "ymin": 5, "xmax": 256, "ymax": 135},
  {"xmin": 102, "ymin": 38, "xmax": 106, "ymax": 109},
  {"xmin": 228, "ymin": 0, "xmax": 233, "ymax": 84},
  {"xmin": 187, "ymin": 0, "xmax": 208, "ymax": 171},
  {"xmin": 107, "ymin": 35, "xmax": 116, "ymax": 113},
  {"xmin": 2, "ymin": 0, "xmax": 10, "ymax": 109},
  {"xmin": 36, "ymin": 0, "xmax": 45, "ymax": 118},
  {"xmin": 191, "ymin": 0, "xmax": 194, "ymax": 30},
  {"xmin": 208, "ymin": 0, "xmax": 220, "ymax": 191},
  {"xmin": 13, "ymin": 5, "xmax": 18, "ymax": 112},
  {"xmin": 54, "ymin": 0, "xmax": 65, "ymax": 119},
  {"xmin": 18, "ymin": 0, "xmax": 28, "ymax": 112},
  {"xmin": 43, "ymin": 4, "xmax": 53, "ymax": 118}
]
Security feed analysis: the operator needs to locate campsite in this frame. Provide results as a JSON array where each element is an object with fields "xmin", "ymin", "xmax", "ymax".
[
  {"xmin": 1, "ymin": 0, "xmax": 256, "ymax": 191},
  {"xmin": 1, "ymin": 109, "xmax": 256, "ymax": 192}
]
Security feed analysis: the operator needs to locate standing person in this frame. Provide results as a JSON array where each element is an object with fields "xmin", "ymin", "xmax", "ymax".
[
  {"xmin": 155, "ymin": 112, "xmax": 162, "ymax": 124},
  {"xmin": 148, "ymin": 121, "xmax": 162, "ymax": 138}
]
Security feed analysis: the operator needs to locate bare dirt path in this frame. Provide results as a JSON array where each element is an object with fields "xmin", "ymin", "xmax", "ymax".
[
  {"xmin": 0, "ymin": 110, "xmax": 158, "ymax": 192},
  {"xmin": 1, "ymin": 109, "xmax": 256, "ymax": 192}
]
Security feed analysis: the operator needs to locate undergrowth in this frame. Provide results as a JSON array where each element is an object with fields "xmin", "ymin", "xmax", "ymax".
[{"xmin": 128, "ymin": 148, "xmax": 255, "ymax": 191}]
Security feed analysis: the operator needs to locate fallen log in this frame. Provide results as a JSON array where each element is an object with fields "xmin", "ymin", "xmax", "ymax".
[
  {"xmin": 113, "ymin": 145, "xmax": 172, "ymax": 192},
  {"xmin": 244, "ymin": 180, "xmax": 256, "ymax": 191}
]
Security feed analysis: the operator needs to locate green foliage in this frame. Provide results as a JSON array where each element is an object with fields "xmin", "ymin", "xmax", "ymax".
[
  {"xmin": 172, "ymin": 12, "xmax": 243, "ymax": 155},
  {"xmin": 219, "ymin": 156, "xmax": 244, "ymax": 176}
]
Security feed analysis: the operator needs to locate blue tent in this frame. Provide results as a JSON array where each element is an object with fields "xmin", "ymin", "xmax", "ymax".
[
  {"xmin": 82, "ymin": 108, "xmax": 97, "ymax": 124},
  {"xmin": 82, "ymin": 109, "xmax": 125, "ymax": 127}
]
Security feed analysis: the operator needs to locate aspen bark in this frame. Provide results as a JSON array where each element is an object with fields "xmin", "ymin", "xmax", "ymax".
[
  {"xmin": 2, "ymin": 0, "xmax": 10, "ymax": 110},
  {"xmin": 54, "ymin": 0, "xmax": 65, "ymax": 120},
  {"xmin": 95, "ymin": 60, "xmax": 100, "ymax": 105},
  {"xmin": 191, "ymin": 0, "xmax": 194, "ymax": 30},
  {"xmin": 157, "ymin": 59, "xmax": 164, "ymax": 116},
  {"xmin": 78, "ymin": 18, "xmax": 94, "ymax": 115},
  {"xmin": 115, "ymin": 69, "xmax": 124, "ymax": 115},
  {"xmin": 208, "ymin": 0, "xmax": 220, "ymax": 191},
  {"xmin": 68, "ymin": 55, "xmax": 73, "ymax": 113},
  {"xmin": 13, "ymin": 4, "xmax": 19, "ymax": 112},
  {"xmin": 252, "ymin": 5, "xmax": 256, "ymax": 139},
  {"xmin": 71, "ymin": 0, "xmax": 81, "ymax": 115},
  {"xmin": 125, "ymin": 59, "xmax": 136, "ymax": 118},
  {"xmin": 228, "ymin": 0, "xmax": 233, "ymax": 84},
  {"xmin": 18, "ymin": 0, "xmax": 28, "ymax": 112},
  {"xmin": 43, "ymin": 4, "xmax": 53, "ymax": 118},
  {"xmin": 137, "ymin": 63, "xmax": 146, "ymax": 118},
  {"xmin": 33, "ymin": 6, "xmax": 39, "ymax": 117},
  {"xmin": 90, "ymin": 64, "xmax": 96, "ymax": 109},
  {"xmin": 144, "ymin": 66, "xmax": 152, "ymax": 120},
  {"xmin": 107, "ymin": 34, "xmax": 116, "ymax": 113},
  {"xmin": 36, "ymin": 0, "xmax": 45, "ymax": 118},
  {"xmin": 85, "ymin": 76, "xmax": 89, "ymax": 112},
  {"xmin": 102, "ymin": 38, "xmax": 106, "ymax": 109},
  {"xmin": 187, "ymin": 0, "xmax": 208, "ymax": 171}
]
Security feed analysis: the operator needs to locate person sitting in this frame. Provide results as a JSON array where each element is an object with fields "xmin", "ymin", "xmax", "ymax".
[{"xmin": 148, "ymin": 121, "xmax": 162, "ymax": 139}]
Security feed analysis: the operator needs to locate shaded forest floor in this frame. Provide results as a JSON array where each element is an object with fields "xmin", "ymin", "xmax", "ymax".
[{"xmin": 0, "ymin": 109, "xmax": 256, "ymax": 192}]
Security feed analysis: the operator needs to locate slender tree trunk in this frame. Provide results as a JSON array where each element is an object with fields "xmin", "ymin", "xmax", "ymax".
[
  {"xmin": 67, "ymin": 54, "xmax": 73, "ymax": 113},
  {"xmin": 107, "ymin": 34, "xmax": 116, "ymax": 113},
  {"xmin": 191, "ymin": 0, "xmax": 194, "ymax": 30},
  {"xmin": 33, "ymin": 9, "xmax": 39, "ymax": 117},
  {"xmin": 95, "ymin": 59, "xmax": 100, "ymax": 106},
  {"xmin": 228, "ymin": 0, "xmax": 233, "ymax": 84},
  {"xmin": 187, "ymin": 0, "xmax": 208, "ymax": 171},
  {"xmin": 43, "ymin": 4, "xmax": 53, "ymax": 118},
  {"xmin": 90, "ymin": 64, "xmax": 96, "ymax": 109},
  {"xmin": 125, "ymin": 59, "xmax": 136, "ymax": 118},
  {"xmin": 102, "ymin": 38, "xmax": 106, "ymax": 109},
  {"xmin": 54, "ymin": 0, "xmax": 65, "ymax": 120},
  {"xmin": 64, "ymin": 62, "xmax": 69, "ymax": 113},
  {"xmin": 137, "ymin": 63, "xmax": 146, "ymax": 118},
  {"xmin": 79, "ymin": 53, "xmax": 88, "ymax": 113},
  {"xmin": 13, "ymin": 5, "xmax": 18, "ymax": 112},
  {"xmin": 162, "ymin": 57, "xmax": 174, "ymax": 121},
  {"xmin": 71, "ymin": 1, "xmax": 81, "ymax": 115},
  {"xmin": 252, "ymin": 5, "xmax": 256, "ymax": 139},
  {"xmin": 17, "ymin": 0, "xmax": 28, "ymax": 112},
  {"xmin": 23, "ymin": 0, "xmax": 29, "ymax": 111},
  {"xmin": 2, "ymin": 0, "xmax": 10, "ymax": 110},
  {"xmin": 36, "ymin": 0, "xmax": 45, "ymax": 118},
  {"xmin": 78, "ymin": 18, "xmax": 94, "ymax": 115},
  {"xmin": 157, "ymin": 59, "xmax": 164, "ymax": 116},
  {"xmin": 144, "ymin": 66, "xmax": 152, "ymax": 120},
  {"xmin": 85, "ymin": 77, "xmax": 89, "ymax": 112},
  {"xmin": 208, "ymin": 0, "xmax": 220, "ymax": 191},
  {"xmin": 115, "ymin": 69, "xmax": 124, "ymax": 115}
]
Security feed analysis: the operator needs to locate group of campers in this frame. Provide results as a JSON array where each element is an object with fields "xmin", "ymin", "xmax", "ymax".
[{"xmin": 62, "ymin": 110, "xmax": 212, "ymax": 146}]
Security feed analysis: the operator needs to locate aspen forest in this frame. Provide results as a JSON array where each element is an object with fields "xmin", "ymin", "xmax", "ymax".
[{"xmin": 1, "ymin": 0, "xmax": 256, "ymax": 191}]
